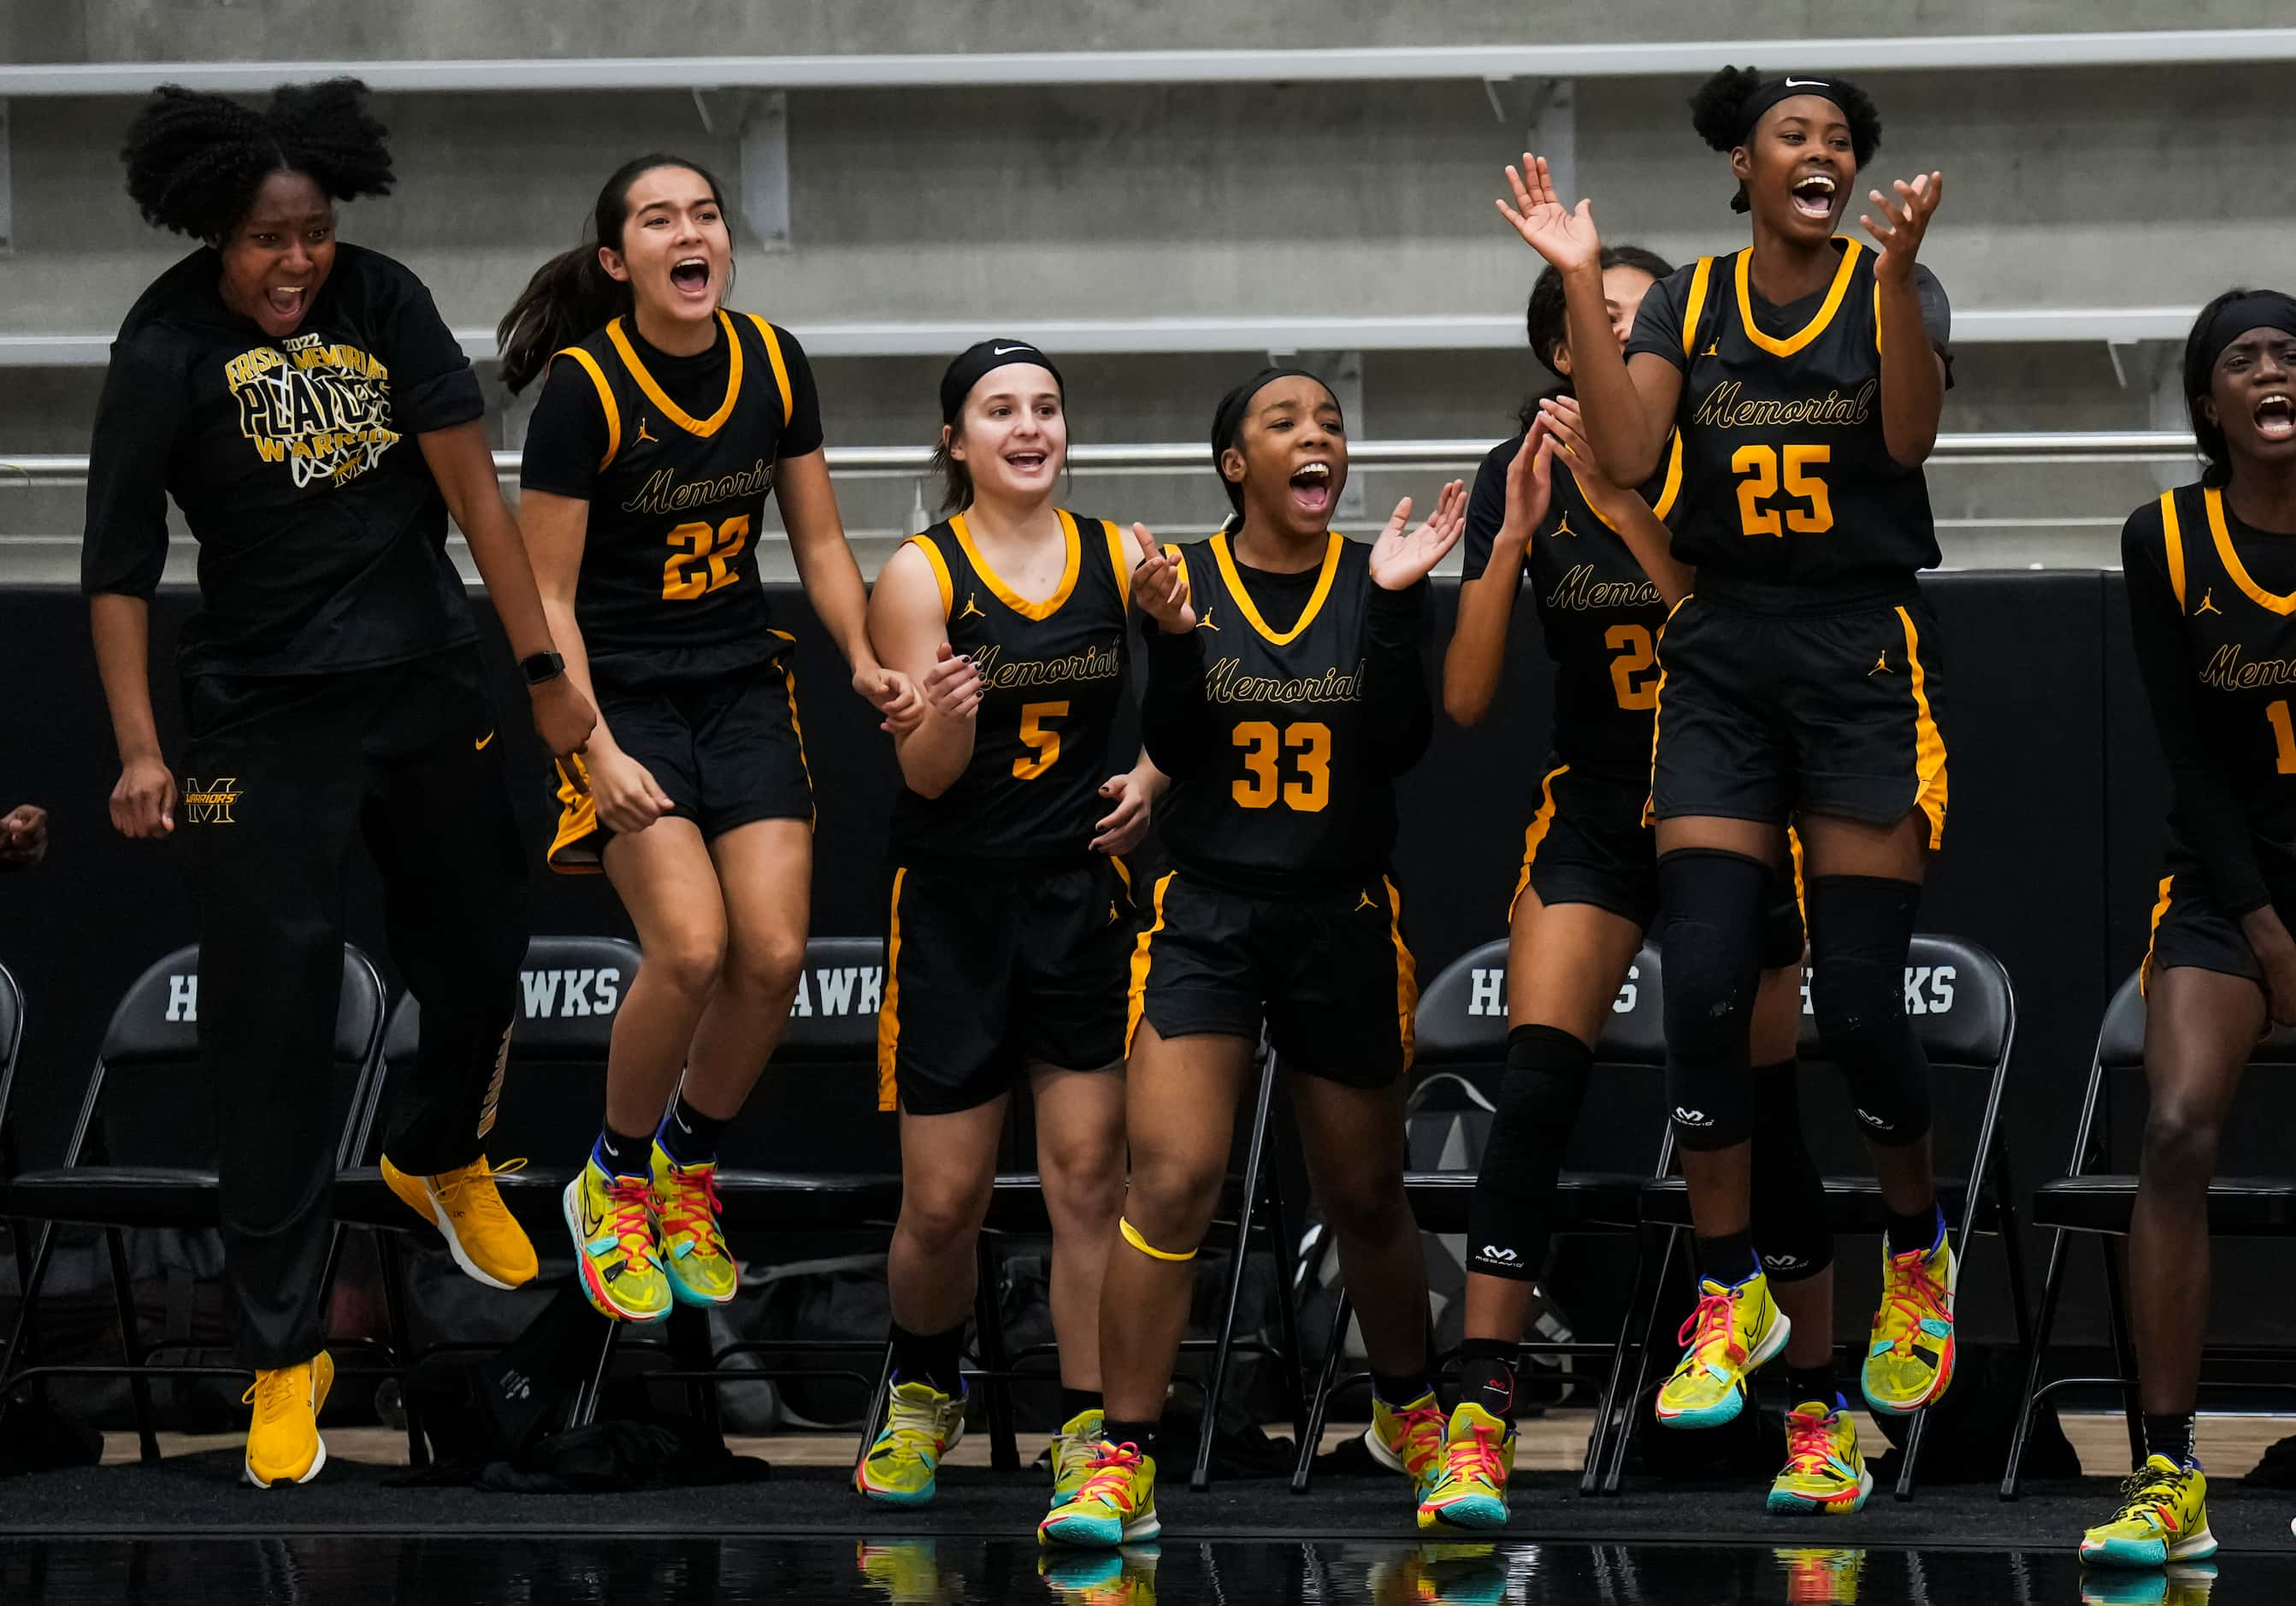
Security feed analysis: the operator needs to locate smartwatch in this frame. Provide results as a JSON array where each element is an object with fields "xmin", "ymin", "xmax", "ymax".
[{"xmin": 520, "ymin": 650, "xmax": 566, "ymax": 687}]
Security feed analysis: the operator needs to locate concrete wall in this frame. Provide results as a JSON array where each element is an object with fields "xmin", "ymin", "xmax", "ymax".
[{"xmin": 4, "ymin": 17, "xmax": 2291, "ymax": 574}]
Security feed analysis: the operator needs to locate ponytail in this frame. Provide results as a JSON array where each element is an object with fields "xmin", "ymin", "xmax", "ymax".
[{"xmin": 498, "ymin": 243, "xmax": 630, "ymax": 394}]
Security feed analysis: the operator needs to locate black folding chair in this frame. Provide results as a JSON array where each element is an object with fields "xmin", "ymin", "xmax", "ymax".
[
  {"xmin": 2004, "ymin": 969, "xmax": 2296, "ymax": 1497},
  {"xmin": 0, "ymin": 959, "xmax": 30, "ymax": 1302},
  {"xmin": 0, "ymin": 943, "xmax": 388, "ymax": 1461},
  {"xmin": 1290, "ymin": 936, "xmax": 1668, "ymax": 1494},
  {"xmin": 1618, "ymin": 933, "xmax": 2024, "ymax": 1499}
]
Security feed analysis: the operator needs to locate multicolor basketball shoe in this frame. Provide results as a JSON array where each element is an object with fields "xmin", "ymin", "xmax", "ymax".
[{"xmin": 1656, "ymin": 1272, "xmax": 1790, "ymax": 1428}]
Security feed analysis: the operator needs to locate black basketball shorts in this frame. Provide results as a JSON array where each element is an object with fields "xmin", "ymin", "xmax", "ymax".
[
  {"xmin": 548, "ymin": 652, "xmax": 812, "ymax": 871},
  {"xmin": 1128, "ymin": 871, "xmax": 1419, "ymax": 1087},
  {"xmin": 2144, "ymin": 860, "xmax": 2268, "ymax": 990},
  {"xmin": 876, "ymin": 856, "xmax": 1136, "ymax": 1116},
  {"xmin": 1511, "ymin": 762, "xmax": 1807, "ymax": 967},
  {"xmin": 1650, "ymin": 594, "xmax": 1950, "ymax": 849}
]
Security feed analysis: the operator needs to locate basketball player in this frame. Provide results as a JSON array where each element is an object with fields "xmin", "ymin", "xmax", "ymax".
[
  {"xmin": 1421, "ymin": 254, "xmax": 1836, "ymax": 1527},
  {"xmin": 1500, "ymin": 64, "xmax": 1959, "ymax": 1491},
  {"xmin": 1039, "ymin": 369, "xmax": 1463, "ymax": 1548},
  {"xmin": 2082, "ymin": 288, "xmax": 2296, "ymax": 1571},
  {"xmin": 85, "ymin": 80, "xmax": 592, "ymax": 1485},
  {"xmin": 856, "ymin": 340, "xmax": 1162, "ymax": 1509},
  {"xmin": 499, "ymin": 155, "xmax": 920, "ymax": 1324}
]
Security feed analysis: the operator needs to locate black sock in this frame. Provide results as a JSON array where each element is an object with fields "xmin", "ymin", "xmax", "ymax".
[
  {"xmin": 656, "ymin": 1091, "xmax": 730, "ymax": 1167},
  {"xmin": 1694, "ymin": 1228, "xmax": 1761, "ymax": 1286},
  {"xmin": 1457, "ymin": 1338, "xmax": 1518, "ymax": 1423},
  {"xmin": 591, "ymin": 1124, "xmax": 651, "ymax": 1179},
  {"xmin": 1372, "ymin": 1370, "xmax": 1435, "ymax": 1408},
  {"xmin": 1059, "ymin": 1388, "xmax": 1105, "ymax": 1427},
  {"xmin": 1886, "ymin": 1202, "xmax": 1943, "ymax": 1258},
  {"xmin": 1785, "ymin": 1361, "xmax": 1839, "ymax": 1412},
  {"xmin": 888, "ymin": 1320, "xmax": 965, "ymax": 1395},
  {"xmin": 2144, "ymin": 1411, "xmax": 2198, "ymax": 1468},
  {"xmin": 1101, "ymin": 1418, "xmax": 1159, "ymax": 1456}
]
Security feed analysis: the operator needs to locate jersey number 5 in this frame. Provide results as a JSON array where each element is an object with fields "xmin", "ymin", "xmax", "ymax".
[
  {"xmin": 1605, "ymin": 624, "xmax": 1661, "ymax": 711},
  {"xmin": 662, "ymin": 515, "xmax": 753, "ymax": 600},
  {"xmin": 1014, "ymin": 701, "xmax": 1068, "ymax": 781},
  {"xmin": 2269, "ymin": 700, "xmax": 2296, "ymax": 775},
  {"xmin": 1232, "ymin": 721, "xmax": 1331, "ymax": 812},
  {"xmin": 1732, "ymin": 445, "xmax": 1833, "ymax": 538}
]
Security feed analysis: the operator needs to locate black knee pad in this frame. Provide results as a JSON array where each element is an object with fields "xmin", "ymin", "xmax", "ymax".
[
  {"xmin": 1747, "ymin": 1060, "xmax": 1833, "ymax": 1284},
  {"xmin": 1808, "ymin": 876, "xmax": 1933, "ymax": 1148},
  {"xmin": 1466, "ymin": 1024, "xmax": 1595, "ymax": 1281},
  {"xmin": 1656, "ymin": 849, "xmax": 1771, "ymax": 1150}
]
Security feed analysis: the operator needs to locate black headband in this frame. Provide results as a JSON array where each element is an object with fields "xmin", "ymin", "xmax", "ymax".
[
  {"xmin": 939, "ymin": 340, "xmax": 1063, "ymax": 425},
  {"xmin": 2199, "ymin": 292, "xmax": 2296, "ymax": 374},
  {"xmin": 1209, "ymin": 367, "xmax": 1340, "ymax": 467},
  {"xmin": 1737, "ymin": 75, "xmax": 1856, "ymax": 145}
]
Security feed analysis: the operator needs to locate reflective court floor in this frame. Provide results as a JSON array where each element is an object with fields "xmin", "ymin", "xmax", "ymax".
[{"xmin": 0, "ymin": 1535, "xmax": 2270, "ymax": 1604}]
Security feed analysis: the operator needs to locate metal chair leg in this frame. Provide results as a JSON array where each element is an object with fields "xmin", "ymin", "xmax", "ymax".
[
  {"xmin": 1290, "ymin": 1290, "xmax": 1353, "ymax": 1494},
  {"xmin": 0, "ymin": 1220, "xmax": 56, "ymax": 1434},
  {"xmin": 1194, "ymin": 1050, "xmax": 1283, "ymax": 1494},
  {"xmin": 571, "ymin": 1317, "xmax": 623, "ymax": 1428},
  {"xmin": 1605, "ymin": 1225, "xmax": 1683, "ymax": 1495},
  {"xmin": 1261, "ymin": 1148, "xmax": 1308, "ymax": 1446},
  {"xmin": 103, "ymin": 1227, "xmax": 160, "ymax": 1463},
  {"xmin": 853, "ymin": 1341, "xmax": 895, "ymax": 1485},
  {"xmin": 972, "ymin": 1233, "xmax": 1019, "ymax": 1473},
  {"xmin": 2098, "ymin": 1235, "xmax": 2142, "ymax": 1470},
  {"xmin": 1580, "ymin": 1228, "xmax": 1654, "ymax": 1496},
  {"xmin": 2001, "ymin": 1226, "xmax": 2071, "ymax": 1500}
]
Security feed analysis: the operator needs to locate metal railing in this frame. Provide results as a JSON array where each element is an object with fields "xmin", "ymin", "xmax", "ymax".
[{"xmin": 0, "ymin": 431, "xmax": 2201, "ymax": 493}]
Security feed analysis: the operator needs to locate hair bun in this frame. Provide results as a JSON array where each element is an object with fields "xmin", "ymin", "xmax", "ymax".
[{"xmin": 1689, "ymin": 65, "xmax": 1764, "ymax": 153}]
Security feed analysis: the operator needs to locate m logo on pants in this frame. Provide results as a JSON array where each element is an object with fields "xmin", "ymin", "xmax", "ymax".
[{"xmin": 182, "ymin": 778, "xmax": 245, "ymax": 825}]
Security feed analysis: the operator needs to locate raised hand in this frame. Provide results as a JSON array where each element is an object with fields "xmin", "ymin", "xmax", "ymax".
[
  {"xmin": 1499, "ymin": 417, "xmax": 1555, "ymax": 545},
  {"xmin": 1130, "ymin": 523, "xmax": 1196, "ymax": 635},
  {"xmin": 1861, "ymin": 171, "xmax": 1944, "ymax": 284},
  {"xmin": 1496, "ymin": 153, "xmax": 1602, "ymax": 275},
  {"xmin": 920, "ymin": 641, "xmax": 984, "ymax": 722},
  {"xmin": 1369, "ymin": 481, "xmax": 1469, "ymax": 591}
]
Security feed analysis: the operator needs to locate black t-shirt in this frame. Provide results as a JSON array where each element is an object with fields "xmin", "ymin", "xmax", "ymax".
[
  {"xmin": 1461, "ymin": 421, "xmax": 1678, "ymax": 780},
  {"xmin": 82, "ymin": 242, "xmax": 487, "ymax": 677},
  {"xmin": 519, "ymin": 311, "xmax": 825, "ymax": 689}
]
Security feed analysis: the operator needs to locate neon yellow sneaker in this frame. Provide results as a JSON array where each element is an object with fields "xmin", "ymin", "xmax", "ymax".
[
  {"xmin": 855, "ymin": 1379, "xmax": 967, "ymax": 1506},
  {"xmin": 1050, "ymin": 1407, "xmax": 1108, "ymax": 1506},
  {"xmin": 649, "ymin": 1143, "xmax": 737, "ymax": 1307},
  {"xmin": 1038, "ymin": 1544, "xmax": 1160, "ymax": 1605},
  {"xmin": 242, "ymin": 1349, "xmax": 334, "ymax": 1487},
  {"xmin": 1772, "ymin": 1549, "xmax": 1867, "ymax": 1603},
  {"xmin": 382, "ymin": 1154, "xmax": 537, "ymax": 1289},
  {"xmin": 1416, "ymin": 1402, "xmax": 1515, "ymax": 1531},
  {"xmin": 1767, "ymin": 1400, "xmax": 1873, "ymax": 1514},
  {"xmin": 854, "ymin": 1538, "xmax": 959, "ymax": 1603},
  {"xmin": 1040, "ymin": 1440, "xmax": 1160, "ymax": 1550},
  {"xmin": 1656, "ymin": 1273, "xmax": 1789, "ymax": 1428},
  {"xmin": 562, "ymin": 1158, "xmax": 671, "ymax": 1323},
  {"xmin": 1366, "ymin": 1389, "xmax": 1449, "ymax": 1495},
  {"xmin": 2080, "ymin": 1455, "xmax": 2216, "ymax": 1569},
  {"xmin": 1861, "ymin": 1231, "xmax": 1958, "ymax": 1416}
]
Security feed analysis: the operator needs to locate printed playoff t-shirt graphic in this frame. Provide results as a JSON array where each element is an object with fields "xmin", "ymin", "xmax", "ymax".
[{"xmin": 226, "ymin": 332, "xmax": 402, "ymax": 490}]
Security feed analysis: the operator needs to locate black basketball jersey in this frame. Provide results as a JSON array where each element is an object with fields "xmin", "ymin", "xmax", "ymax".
[
  {"xmin": 1467, "ymin": 432, "xmax": 1684, "ymax": 780},
  {"xmin": 2146, "ymin": 484, "xmax": 2296, "ymax": 836},
  {"xmin": 889, "ymin": 510, "xmax": 1133, "ymax": 865},
  {"xmin": 1667, "ymin": 239, "xmax": 1939, "ymax": 594},
  {"xmin": 1158, "ymin": 531, "xmax": 1397, "ymax": 892},
  {"xmin": 548, "ymin": 310, "xmax": 801, "ymax": 688}
]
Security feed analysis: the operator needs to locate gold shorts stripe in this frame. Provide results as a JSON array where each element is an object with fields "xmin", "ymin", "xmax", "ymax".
[
  {"xmin": 1385, "ymin": 876, "xmax": 1420, "ymax": 1072},
  {"xmin": 1895, "ymin": 605, "xmax": 1950, "ymax": 851},
  {"xmin": 1118, "ymin": 1216, "xmax": 1197, "ymax": 1262},
  {"xmin": 1508, "ymin": 764, "xmax": 1570, "ymax": 924},
  {"xmin": 1643, "ymin": 593, "xmax": 1693, "ymax": 828},
  {"xmin": 1125, "ymin": 871, "xmax": 1178, "ymax": 1057},
  {"xmin": 546, "ymin": 753, "xmax": 605, "ymax": 875},
  {"xmin": 2142, "ymin": 872, "xmax": 2175, "ymax": 995},
  {"xmin": 876, "ymin": 867, "xmax": 908, "ymax": 1112},
  {"xmin": 769, "ymin": 629, "xmax": 817, "ymax": 830},
  {"xmin": 1786, "ymin": 824, "xmax": 1809, "ymax": 942}
]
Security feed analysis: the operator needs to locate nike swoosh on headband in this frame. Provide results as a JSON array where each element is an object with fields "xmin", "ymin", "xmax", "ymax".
[
  {"xmin": 1784, "ymin": 77, "xmax": 1828, "ymax": 88},
  {"xmin": 991, "ymin": 344, "xmax": 1033, "ymax": 356}
]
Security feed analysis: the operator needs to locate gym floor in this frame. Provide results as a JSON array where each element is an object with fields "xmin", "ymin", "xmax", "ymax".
[{"xmin": 0, "ymin": 1414, "xmax": 2281, "ymax": 1602}]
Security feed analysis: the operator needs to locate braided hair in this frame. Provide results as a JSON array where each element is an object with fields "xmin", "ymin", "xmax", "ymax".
[{"xmin": 121, "ymin": 79, "xmax": 393, "ymax": 240}]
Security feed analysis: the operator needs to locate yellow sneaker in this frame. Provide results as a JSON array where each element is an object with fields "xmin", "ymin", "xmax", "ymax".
[
  {"xmin": 855, "ymin": 1379, "xmax": 967, "ymax": 1506},
  {"xmin": 648, "ymin": 1143, "xmax": 738, "ymax": 1307},
  {"xmin": 563, "ymin": 1157, "xmax": 671, "ymax": 1323},
  {"xmin": 2081, "ymin": 1562, "xmax": 2217, "ymax": 1605},
  {"xmin": 1040, "ymin": 1440, "xmax": 1160, "ymax": 1550},
  {"xmin": 1417, "ymin": 1402, "xmax": 1516, "ymax": 1531},
  {"xmin": 242, "ymin": 1349, "xmax": 334, "ymax": 1487},
  {"xmin": 1366, "ymin": 1389, "xmax": 1449, "ymax": 1496},
  {"xmin": 1767, "ymin": 1400, "xmax": 1872, "ymax": 1514},
  {"xmin": 1861, "ymin": 1231, "xmax": 1958, "ymax": 1416},
  {"xmin": 1655, "ymin": 1273, "xmax": 1790, "ymax": 1429},
  {"xmin": 1365, "ymin": 1544, "xmax": 1509, "ymax": 1606},
  {"xmin": 855, "ymin": 1538, "xmax": 960, "ymax": 1604},
  {"xmin": 1050, "ymin": 1407, "xmax": 1109, "ymax": 1506},
  {"xmin": 2080, "ymin": 1455, "xmax": 2216, "ymax": 1569},
  {"xmin": 1038, "ymin": 1544, "xmax": 1160, "ymax": 1605},
  {"xmin": 383, "ymin": 1154, "xmax": 537, "ymax": 1290}
]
